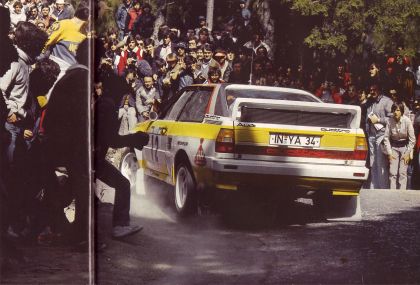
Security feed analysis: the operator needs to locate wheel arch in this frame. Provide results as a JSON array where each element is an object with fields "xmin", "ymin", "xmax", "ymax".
[{"xmin": 174, "ymin": 150, "xmax": 196, "ymax": 183}]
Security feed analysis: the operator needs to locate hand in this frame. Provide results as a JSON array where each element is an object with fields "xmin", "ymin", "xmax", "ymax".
[
  {"xmin": 142, "ymin": 111, "xmax": 149, "ymax": 118},
  {"xmin": 369, "ymin": 114, "xmax": 379, "ymax": 124},
  {"xmin": 127, "ymin": 58, "xmax": 133, "ymax": 65},
  {"xmin": 23, "ymin": 129, "xmax": 33, "ymax": 139},
  {"xmin": 388, "ymin": 154, "xmax": 396, "ymax": 162},
  {"xmin": 403, "ymin": 154, "xmax": 411, "ymax": 165},
  {"xmin": 7, "ymin": 113, "xmax": 17, "ymax": 123}
]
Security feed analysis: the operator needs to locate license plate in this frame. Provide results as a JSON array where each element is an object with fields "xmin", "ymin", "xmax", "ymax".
[{"xmin": 269, "ymin": 133, "xmax": 321, "ymax": 147}]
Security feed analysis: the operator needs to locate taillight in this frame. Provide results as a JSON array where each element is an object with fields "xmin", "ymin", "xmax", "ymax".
[
  {"xmin": 215, "ymin": 128, "xmax": 235, "ymax": 153},
  {"xmin": 353, "ymin": 136, "xmax": 368, "ymax": 161}
]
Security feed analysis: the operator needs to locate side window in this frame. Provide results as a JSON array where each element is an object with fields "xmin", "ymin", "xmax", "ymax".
[
  {"xmin": 178, "ymin": 90, "xmax": 212, "ymax": 122},
  {"xmin": 164, "ymin": 90, "xmax": 194, "ymax": 120}
]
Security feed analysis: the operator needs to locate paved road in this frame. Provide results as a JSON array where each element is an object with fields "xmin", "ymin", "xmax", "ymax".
[{"xmin": 96, "ymin": 172, "xmax": 420, "ymax": 284}]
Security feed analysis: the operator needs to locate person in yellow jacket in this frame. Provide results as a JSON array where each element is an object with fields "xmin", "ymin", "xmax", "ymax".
[{"xmin": 44, "ymin": 4, "xmax": 89, "ymax": 68}]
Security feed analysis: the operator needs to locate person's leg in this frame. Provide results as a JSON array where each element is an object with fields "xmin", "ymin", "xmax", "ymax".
[
  {"xmin": 375, "ymin": 139, "xmax": 390, "ymax": 189},
  {"xmin": 95, "ymin": 160, "xmax": 131, "ymax": 227},
  {"xmin": 398, "ymin": 147, "xmax": 409, "ymax": 190},
  {"xmin": 127, "ymin": 107, "xmax": 137, "ymax": 131},
  {"xmin": 389, "ymin": 148, "xmax": 398, "ymax": 189},
  {"xmin": 368, "ymin": 136, "xmax": 377, "ymax": 189}
]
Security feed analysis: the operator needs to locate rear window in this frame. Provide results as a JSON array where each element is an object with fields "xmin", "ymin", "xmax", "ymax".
[{"xmin": 221, "ymin": 85, "xmax": 320, "ymax": 115}]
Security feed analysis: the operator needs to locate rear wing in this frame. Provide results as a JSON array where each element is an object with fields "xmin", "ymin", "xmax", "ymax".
[{"xmin": 231, "ymin": 98, "xmax": 362, "ymax": 129}]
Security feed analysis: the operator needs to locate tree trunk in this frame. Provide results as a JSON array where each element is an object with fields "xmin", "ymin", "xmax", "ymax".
[
  {"xmin": 152, "ymin": 0, "xmax": 166, "ymax": 41},
  {"xmin": 206, "ymin": 0, "xmax": 215, "ymax": 31},
  {"xmin": 252, "ymin": 0, "xmax": 275, "ymax": 59}
]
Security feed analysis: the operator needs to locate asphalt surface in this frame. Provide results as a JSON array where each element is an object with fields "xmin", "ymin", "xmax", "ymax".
[
  {"xmin": 1, "ymin": 169, "xmax": 419, "ymax": 284},
  {"xmin": 95, "ymin": 172, "xmax": 420, "ymax": 285}
]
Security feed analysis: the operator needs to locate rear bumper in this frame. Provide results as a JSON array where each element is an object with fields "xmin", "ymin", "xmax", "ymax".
[{"xmin": 208, "ymin": 158, "xmax": 368, "ymax": 192}]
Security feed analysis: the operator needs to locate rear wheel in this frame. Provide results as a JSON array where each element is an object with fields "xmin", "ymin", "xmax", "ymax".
[
  {"xmin": 174, "ymin": 163, "xmax": 197, "ymax": 216},
  {"xmin": 314, "ymin": 192, "xmax": 361, "ymax": 221}
]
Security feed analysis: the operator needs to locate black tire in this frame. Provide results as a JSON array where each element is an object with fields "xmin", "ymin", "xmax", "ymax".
[{"xmin": 174, "ymin": 162, "xmax": 197, "ymax": 216}]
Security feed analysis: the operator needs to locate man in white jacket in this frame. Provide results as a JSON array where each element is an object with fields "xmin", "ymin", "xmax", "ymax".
[{"xmin": 0, "ymin": 22, "xmax": 47, "ymax": 232}]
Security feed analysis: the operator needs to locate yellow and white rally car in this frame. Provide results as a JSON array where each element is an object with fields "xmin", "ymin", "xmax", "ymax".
[{"xmin": 131, "ymin": 84, "xmax": 369, "ymax": 220}]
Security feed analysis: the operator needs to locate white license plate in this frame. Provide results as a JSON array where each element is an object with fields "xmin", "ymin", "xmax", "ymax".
[{"xmin": 269, "ymin": 133, "xmax": 321, "ymax": 147}]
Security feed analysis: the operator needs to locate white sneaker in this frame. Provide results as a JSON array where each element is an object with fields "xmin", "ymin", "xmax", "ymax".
[{"xmin": 112, "ymin": 225, "xmax": 143, "ymax": 238}]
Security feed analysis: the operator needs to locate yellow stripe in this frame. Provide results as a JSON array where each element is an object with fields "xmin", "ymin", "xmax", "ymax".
[
  {"xmin": 215, "ymin": 184, "xmax": 238, "ymax": 191},
  {"xmin": 332, "ymin": 191, "xmax": 359, "ymax": 196}
]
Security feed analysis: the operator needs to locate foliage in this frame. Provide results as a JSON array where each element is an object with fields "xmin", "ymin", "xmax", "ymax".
[{"xmin": 280, "ymin": 0, "xmax": 420, "ymax": 59}]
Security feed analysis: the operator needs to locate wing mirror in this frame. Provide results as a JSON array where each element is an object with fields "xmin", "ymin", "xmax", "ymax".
[{"xmin": 149, "ymin": 111, "xmax": 158, "ymax": 121}]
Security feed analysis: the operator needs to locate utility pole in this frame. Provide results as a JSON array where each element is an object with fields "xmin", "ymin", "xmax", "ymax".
[{"xmin": 206, "ymin": 0, "xmax": 214, "ymax": 31}]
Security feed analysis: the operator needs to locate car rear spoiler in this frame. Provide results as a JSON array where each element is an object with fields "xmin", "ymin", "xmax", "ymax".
[{"xmin": 231, "ymin": 98, "xmax": 362, "ymax": 129}]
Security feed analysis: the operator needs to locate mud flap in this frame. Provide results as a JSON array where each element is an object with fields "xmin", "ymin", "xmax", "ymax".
[{"xmin": 324, "ymin": 195, "xmax": 362, "ymax": 222}]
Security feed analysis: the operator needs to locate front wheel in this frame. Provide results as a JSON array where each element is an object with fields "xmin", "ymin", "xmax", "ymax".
[
  {"xmin": 174, "ymin": 163, "xmax": 197, "ymax": 216},
  {"xmin": 119, "ymin": 149, "xmax": 139, "ymax": 193}
]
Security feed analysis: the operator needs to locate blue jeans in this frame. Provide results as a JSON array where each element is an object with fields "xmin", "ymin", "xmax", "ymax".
[
  {"xmin": 368, "ymin": 135, "xmax": 390, "ymax": 189},
  {"xmin": 4, "ymin": 122, "xmax": 23, "ymax": 165}
]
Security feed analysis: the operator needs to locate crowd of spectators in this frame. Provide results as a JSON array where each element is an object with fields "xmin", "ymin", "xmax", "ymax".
[
  {"xmin": 1, "ymin": 0, "xmax": 150, "ymax": 269},
  {"xmin": 97, "ymin": 0, "xmax": 420, "ymax": 190}
]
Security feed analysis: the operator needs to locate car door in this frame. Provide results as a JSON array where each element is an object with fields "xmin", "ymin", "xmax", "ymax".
[
  {"xmin": 142, "ymin": 89, "xmax": 195, "ymax": 181},
  {"xmin": 168, "ymin": 88, "xmax": 215, "ymax": 173}
]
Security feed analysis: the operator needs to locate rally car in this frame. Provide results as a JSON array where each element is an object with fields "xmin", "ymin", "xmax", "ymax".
[{"xmin": 129, "ymin": 84, "xmax": 369, "ymax": 220}]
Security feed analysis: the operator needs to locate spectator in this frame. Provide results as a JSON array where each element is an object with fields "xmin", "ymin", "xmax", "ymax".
[
  {"xmin": 179, "ymin": 55, "xmax": 199, "ymax": 90},
  {"xmin": 228, "ymin": 60, "xmax": 248, "ymax": 84},
  {"xmin": 10, "ymin": 1, "xmax": 26, "ymax": 28},
  {"xmin": 115, "ymin": 0, "xmax": 132, "ymax": 40},
  {"xmin": 1, "ymin": 21, "xmax": 47, "ymax": 238},
  {"xmin": 136, "ymin": 75, "xmax": 160, "ymax": 121},
  {"xmin": 37, "ymin": 4, "xmax": 55, "ymax": 30},
  {"xmin": 51, "ymin": 0, "xmax": 72, "ymax": 21},
  {"xmin": 238, "ymin": 0, "xmax": 251, "ymax": 27},
  {"xmin": 213, "ymin": 48, "xmax": 232, "ymax": 82},
  {"xmin": 155, "ymin": 28, "xmax": 175, "ymax": 60},
  {"xmin": 26, "ymin": 5, "xmax": 38, "ymax": 23},
  {"xmin": 161, "ymin": 53, "xmax": 183, "ymax": 103},
  {"xmin": 175, "ymin": 42, "xmax": 187, "ymax": 64},
  {"xmin": 206, "ymin": 66, "xmax": 224, "ymax": 84},
  {"xmin": 342, "ymin": 84, "xmax": 359, "ymax": 105},
  {"xmin": 199, "ymin": 43, "xmax": 219, "ymax": 80},
  {"xmin": 118, "ymin": 68, "xmax": 137, "ymax": 134},
  {"xmin": 0, "ymin": 5, "xmax": 19, "ymax": 268},
  {"xmin": 195, "ymin": 15, "xmax": 208, "ymax": 36},
  {"xmin": 44, "ymin": 4, "xmax": 89, "ymax": 74},
  {"xmin": 187, "ymin": 35, "xmax": 198, "ymax": 50},
  {"xmin": 383, "ymin": 101, "xmax": 416, "ymax": 189},
  {"xmin": 127, "ymin": 0, "xmax": 141, "ymax": 35},
  {"xmin": 132, "ymin": 2, "xmax": 155, "ymax": 39},
  {"xmin": 197, "ymin": 28, "xmax": 211, "ymax": 49},
  {"xmin": 243, "ymin": 29, "xmax": 272, "ymax": 60},
  {"xmin": 94, "ymin": 61, "xmax": 149, "ymax": 239},
  {"xmin": 366, "ymin": 84, "xmax": 393, "ymax": 189}
]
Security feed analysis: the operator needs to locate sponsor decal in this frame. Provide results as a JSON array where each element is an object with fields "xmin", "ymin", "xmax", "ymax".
[
  {"xmin": 204, "ymin": 114, "xmax": 221, "ymax": 120},
  {"xmin": 177, "ymin": 141, "xmax": 188, "ymax": 146},
  {"xmin": 320, "ymin": 128, "xmax": 350, "ymax": 133},
  {"xmin": 194, "ymin": 138, "xmax": 207, "ymax": 166},
  {"xmin": 237, "ymin": 122, "xmax": 256, "ymax": 127}
]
